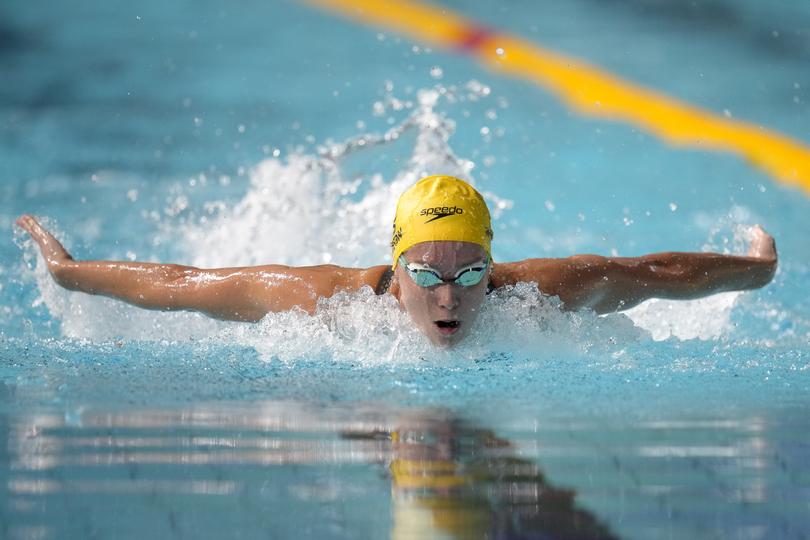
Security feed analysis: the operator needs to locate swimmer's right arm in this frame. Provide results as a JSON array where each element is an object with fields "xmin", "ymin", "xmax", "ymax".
[{"xmin": 15, "ymin": 215, "xmax": 385, "ymax": 322}]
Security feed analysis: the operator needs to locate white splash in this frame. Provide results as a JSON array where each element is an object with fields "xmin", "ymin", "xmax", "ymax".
[
  {"xmin": 623, "ymin": 218, "xmax": 758, "ymax": 341},
  {"xmin": 218, "ymin": 283, "xmax": 643, "ymax": 365},
  {"xmin": 21, "ymin": 82, "xmax": 762, "ymax": 355},
  {"xmin": 180, "ymin": 85, "xmax": 500, "ymax": 269},
  {"xmin": 624, "ymin": 292, "xmax": 739, "ymax": 341}
]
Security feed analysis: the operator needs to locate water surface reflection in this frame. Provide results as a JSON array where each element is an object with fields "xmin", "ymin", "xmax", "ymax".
[{"xmin": 4, "ymin": 400, "xmax": 618, "ymax": 539}]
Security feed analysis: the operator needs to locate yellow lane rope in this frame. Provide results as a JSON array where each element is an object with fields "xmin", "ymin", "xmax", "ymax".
[{"xmin": 306, "ymin": 0, "xmax": 810, "ymax": 194}]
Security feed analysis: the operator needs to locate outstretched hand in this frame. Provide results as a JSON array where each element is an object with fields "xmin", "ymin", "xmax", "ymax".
[
  {"xmin": 747, "ymin": 224, "xmax": 777, "ymax": 261},
  {"xmin": 15, "ymin": 215, "xmax": 74, "ymax": 269}
]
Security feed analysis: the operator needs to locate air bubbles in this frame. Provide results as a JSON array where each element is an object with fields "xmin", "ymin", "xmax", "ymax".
[
  {"xmin": 669, "ymin": 202, "xmax": 678, "ymax": 212},
  {"xmin": 429, "ymin": 66, "xmax": 443, "ymax": 79},
  {"xmin": 465, "ymin": 80, "xmax": 491, "ymax": 99}
]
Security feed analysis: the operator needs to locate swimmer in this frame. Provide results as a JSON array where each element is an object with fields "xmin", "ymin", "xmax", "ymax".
[{"xmin": 16, "ymin": 175, "xmax": 777, "ymax": 347}]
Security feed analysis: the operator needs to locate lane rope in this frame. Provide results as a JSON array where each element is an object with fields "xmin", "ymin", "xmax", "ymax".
[{"xmin": 306, "ymin": 0, "xmax": 810, "ymax": 194}]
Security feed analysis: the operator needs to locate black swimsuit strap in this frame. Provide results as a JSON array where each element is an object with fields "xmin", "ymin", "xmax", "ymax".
[{"xmin": 375, "ymin": 267, "xmax": 394, "ymax": 295}]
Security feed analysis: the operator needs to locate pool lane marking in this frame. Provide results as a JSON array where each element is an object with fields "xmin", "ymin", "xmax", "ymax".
[{"xmin": 305, "ymin": 0, "xmax": 810, "ymax": 195}]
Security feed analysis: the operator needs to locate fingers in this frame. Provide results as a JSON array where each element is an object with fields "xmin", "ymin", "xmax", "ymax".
[
  {"xmin": 15, "ymin": 214, "xmax": 73, "ymax": 263},
  {"xmin": 15, "ymin": 214, "xmax": 38, "ymax": 234},
  {"xmin": 16, "ymin": 214, "xmax": 51, "ymax": 246},
  {"xmin": 747, "ymin": 224, "xmax": 777, "ymax": 261}
]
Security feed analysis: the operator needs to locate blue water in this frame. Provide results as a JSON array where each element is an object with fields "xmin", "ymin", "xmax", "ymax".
[{"xmin": 2, "ymin": 0, "xmax": 810, "ymax": 538}]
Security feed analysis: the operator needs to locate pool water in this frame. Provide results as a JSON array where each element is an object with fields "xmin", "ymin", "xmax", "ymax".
[{"xmin": 2, "ymin": 0, "xmax": 809, "ymax": 538}]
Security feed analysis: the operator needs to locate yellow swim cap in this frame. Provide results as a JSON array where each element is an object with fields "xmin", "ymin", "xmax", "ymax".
[{"xmin": 391, "ymin": 175, "xmax": 493, "ymax": 269}]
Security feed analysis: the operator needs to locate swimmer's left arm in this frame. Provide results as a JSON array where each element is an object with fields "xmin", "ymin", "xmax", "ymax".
[{"xmin": 493, "ymin": 225, "xmax": 777, "ymax": 314}]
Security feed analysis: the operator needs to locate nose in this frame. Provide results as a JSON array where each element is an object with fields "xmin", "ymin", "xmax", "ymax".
[{"xmin": 433, "ymin": 283, "xmax": 459, "ymax": 310}]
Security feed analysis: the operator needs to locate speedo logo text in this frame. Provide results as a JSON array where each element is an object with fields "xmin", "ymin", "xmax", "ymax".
[{"xmin": 420, "ymin": 206, "xmax": 464, "ymax": 223}]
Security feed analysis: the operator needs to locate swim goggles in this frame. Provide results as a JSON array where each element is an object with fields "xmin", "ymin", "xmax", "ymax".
[{"xmin": 399, "ymin": 256, "xmax": 489, "ymax": 288}]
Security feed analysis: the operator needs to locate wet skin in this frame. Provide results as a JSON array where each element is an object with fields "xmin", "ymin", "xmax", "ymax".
[
  {"xmin": 393, "ymin": 241, "xmax": 489, "ymax": 348},
  {"xmin": 16, "ymin": 215, "xmax": 778, "ymax": 349}
]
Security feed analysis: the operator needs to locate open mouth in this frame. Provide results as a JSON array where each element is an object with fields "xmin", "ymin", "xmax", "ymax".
[{"xmin": 434, "ymin": 320, "xmax": 461, "ymax": 335}]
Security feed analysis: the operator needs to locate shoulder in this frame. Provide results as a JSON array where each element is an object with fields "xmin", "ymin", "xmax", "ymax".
[
  {"xmin": 490, "ymin": 256, "xmax": 610, "ymax": 295},
  {"xmin": 245, "ymin": 264, "xmax": 390, "ymax": 291},
  {"xmin": 490, "ymin": 258, "xmax": 561, "ymax": 289}
]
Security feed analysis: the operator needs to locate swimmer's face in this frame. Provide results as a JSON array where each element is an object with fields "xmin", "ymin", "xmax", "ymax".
[{"xmin": 394, "ymin": 241, "xmax": 489, "ymax": 348}]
